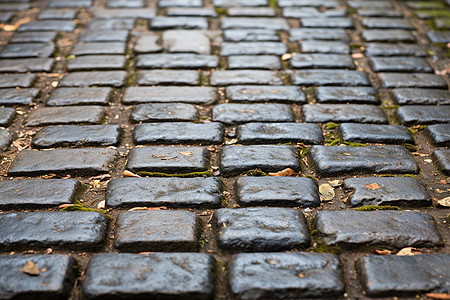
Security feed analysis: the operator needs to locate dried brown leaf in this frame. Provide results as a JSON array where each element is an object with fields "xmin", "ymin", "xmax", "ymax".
[
  {"xmin": 89, "ymin": 174, "xmax": 112, "ymax": 180},
  {"xmin": 123, "ymin": 170, "xmax": 141, "ymax": 177},
  {"xmin": 152, "ymin": 154, "xmax": 177, "ymax": 160},
  {"xmin": 128, "ymin": 207, "xmax": 166, "ymax": 211},
  {"xmin": 319, "ymin": 183, "xmax": 335, "ymax": 201},
  {"xmin": 97, "ymin": 200, "xmax": 106, "ymax": 209},
  {"xmin": 180, "ymin": 151, "xmax": 193, "ymax": 156},
  {"xmin": 365, "ymin": 183, "xmax": 380, "ymax": 190},
  {"xmin": 21, "ymin": 260, "xmax": 40, "ymax": 276},
  {"xmin": 374, "ymin": 249, "xmax": 392, "ymax": 255},
  {"xmin": 396, "ymin": 247, "xmax": 421, "ymax": 256},
  {"xmin": 59, "ymin": 204, "xmax": 74, "ymax": 208},
  {"xmin": 268, "ymin": 168, "xmax": 298, "ymax": 177},
  {"xmin": 436, "ymin": 197, "xmax": 450, "ymax": 208},
  {"xmin": 425, "ymin": 293, "xmax": 450, "ymax": 299}
]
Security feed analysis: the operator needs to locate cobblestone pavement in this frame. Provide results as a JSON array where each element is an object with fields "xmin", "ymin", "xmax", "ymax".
[{"xmin": 0, "ymin": 0, "xmax": 449, "ymax": 299}]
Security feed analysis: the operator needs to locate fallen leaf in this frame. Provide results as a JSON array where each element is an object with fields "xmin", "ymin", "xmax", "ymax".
[
  {"xmin": 44, "ymin": 248, "xmax": 53, "ymax": 255},
  {"xmin": 426, "ymin": 293, "xmax": 450, "ymax": 299},
  {"xmin": 180, "ymin": 151, "xmax": 193, "ymax": 156},
  {"xmin": 59, "ymin": 204, "xmax": 74, "ymax": 208},
  {"xmin": 329, "ymin": 180, "xmax": 342, "ymax": 187},
  {"xmin": 89, "ymin": 174, "xmax": 111, "ymax": 180},
  {"xmin": 91, "ymin": 180, "xmax": 101, "ymax": 188},
  {"xmin": 21, "ymin": 260, "xmax": 40, "ymax": 276},
  {"xmin": 206, "ymin": 146, "xmax": 217, "ymax": 152},
  {"xmin": 128, "ymin": 207, "xmax": 166, "ymax": 211},
  {"xmin": 281, "ymin": 53, "xmax": 292, "ymax": 60},
  {"xmin": 343, "ymin": 153, "xmax": 351, "ymax": 156},
  {"xmin": 97, "ymin": 200, "xmax": 105, "ymax": 209},
  {"xmin": 123, "ymin": 170, "xmax": 141, "ymax": 177},
  {"xmin": 365, "ymin": 183, "xmax": 380, "ymax": 190},
  {"xmin": 436, "ymin": 197, "xmax": 450, "ymax": 208},
  {"xmin": 440, "ymin": 180, "xmax": 447, "ymax": 184},
  {"xmin": 0, "ymin": 17, "xmax": 31, "ymax": 31},
  {"xmin": 152, "ymin": 154, "xmax": 177, "ymax": 160},
  {"xmin": 268, "ymin": 168, "xmax": 298, "ymax": 177},
  {"xmin": 240, "ymin": 109, "xmax": 257, "ymax": 113},
  {"xmin": 424, "ymin": 159, "xmax": 433, "ymax": 163},
  {"xmin": 41, "ymin": 174, "xmax": 56, "ymax": 179},
  {"xmin": 374, "ymin": 249, "xmax": 392, "ymax": 255},
  {"xmin": 396, "ymin": 247, "xmax": 421, "ymax": 256},
  {"xmin": 319, "ymin": 183, "xmax": 335, "ymax": 201},
  {"xmin": 226, "ymin": 138, "xmax": 238, "ymax": 145},
  {"xmin": 352, "ymin": 53, "xmax": 364, "ymax": 58}
]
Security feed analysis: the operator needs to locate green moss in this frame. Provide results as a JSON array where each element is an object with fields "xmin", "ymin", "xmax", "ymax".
[
  {"xmin": 401, "ymin": 143, "xmax": 417, "ymax": 152},
  {"xmin": 221, "ymin": 197, "xmax": 229, "ymax": 207},
  {"xmin": 325, "ymin": 122, "xmax": 340, "ymax": 129},
  {"xmin": 325, "ymin": 139, "xmax": 366, "ymax": 147},
  {"xmin": 269, "ymin": 0, "xmax": 278, "ymax": 7},
  {"xmin": 401, "ymin": 174, "xmax": 418, "ymax": 178},
  {"xmin": 66, "ymin": 54, "xmax": 75, "ymax": 61},
  {"xmin": 245, "ymin": 169, "xmax": 267, "ymax": 176},
  {"xmin": 218, "ymin": 60, "xmax": 226, "ymax": 69},
  {"xmin": 198, "ymin": 237, "xmax": 208, "ymax": 248},
  {"xmin": 408, "ymin": 125, "xmax": 428, "ymax": 134},
  {"xmin": 415, "ymin": 10, "xmax": 450, "ymax": 19},
  {"xmin": 136, "ymin": 170, "xmax": 213, "ymax": 178},
  {"xmin": 300, "ymin": 147, "xmax": 309, "ymax": 157},
  {"xmin": 355, "ymin": 205, "xmax": 400, "ymax": 211},
  {"xmin": 60, "ymin": 204, "xmax": 112, "ymax": 219},
  {"xmin": 199, "ymin": 74, "xmax": 207, "ymax": 86},
  {"xmin": 215, "ymin": 7, "xmax": 227, "ymax": 15}
]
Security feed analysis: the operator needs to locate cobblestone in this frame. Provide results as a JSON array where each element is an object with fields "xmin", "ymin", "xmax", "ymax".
[
  {"xmin": 397, "ymin": 105, "xmax": 450, "ymax": 125},
  {"xmin": 392, "ymin": 88, "xmax": 450, "ymax": 105},
  {"xmin": 433, "ymin": 148, "xmax": 450, "ymax": 175},
  {"xmin": 226, "ymin": 85, "xmax": 305, "ymax": 103},
  {"xmin": 212, "ymin": 103, "xmax": 294, "ymax": 124},
  {"xmin": 425, "ymin": 124, "xmax": 450, "ymax": 146},
  {"xmin": 339, "ymin": 123, "xmax": 414, "ymax": 144},
  {"xmin": 47, "ymin": 87, "xmax": 112, "ymax": 106},
  {"xmin": 25, "ymin": 106, "xmax": 105, "ymax": 126},
  {"xmin": 303, "ymin": 104, "xmax": 387, "ymax": 123}
]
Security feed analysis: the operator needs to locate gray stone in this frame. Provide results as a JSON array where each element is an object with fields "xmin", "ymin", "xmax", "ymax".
[
  {"xmin": 379, "ymin": 73, "xmax": 447, "ymax": 88},
  {"xmin": 67, "ymin": 55, "xmax": 125, "ymax": 71},
  {"xmin": 87, "ymin": 19, "xmax": 135, "ymax": 30},
  {"xmin": 301, "ymin": 17, "xmax": 353, "ymax": 28},
  {"xmin": 425, "ymin": 124, "xmax": 450, "ymax": 146},
  {"xmin": 0, "ymin": 108, "xmax": 15, "ymax": 127},
  {"xmin": 237, "ymin": 122, "xmax": 323, "ymax": 144},
  {"xmin": 283, "ymin": 7, "xmax": 346, "ymax": 18},
  {"xmin": 290, "ymin": 28, "xmax": 350, "ymax": 41},
  {"xmin": 303, "ymin": 104, "xmax": 387, "ymax": 123},
  {"xmin": 229, "ymin": 253, "xmax": 344, "ymax": 299},
  {"xmin": 0, "ymin": 43, "xmax": 54, "ymax": 58},
  {"xmin": 221, "ymin": 42, "xmax": 288, "ymax": 56},
  {"xmin": 358, "ymin": 254, "xmax": 450, "ymax": 297},
  {"xmin": 108, "ymin": 0, "xmax": 143, "ymax": 7},
  {"xmin": 159, "ymin": 0, "xmax": 202, "ymax": 7},
  {"xmin": 10, "ymin": 31, "xmax": 57, "ymax": 43},
  {"xmin": 370, "ymin": 57, "xmax": 433, "ymax": 72},
  {"xmin": 71, "ymin": 42, "xmax": 126, "ymax": 55},
  {"xmin": 362, "ymin": 18, "xmax": 413, "ymax": 29},
  {"xmin": 0, "ymin": 58, "xmax": 54, "ymax": 72},
  {"xmin": 357, "ymin": 8, "xmax": 403, "ymax": 17},
  {"xmin": 114, "ymin": 211, "xmax": 200, "ymax": 252},
  {"xmin": 106, "ymin": 177, "xmax": 222, "ymax": 208},
  {"xmin": 224, "ymin": 29, "xmax": 279, "ymax": 42},
  {"xmin": 0, "ymin": 12, "xmax": 11, "ymax": 22},
  {"xmin": 293, "ymin": 70, "xmax": 370, "ymax": 86},
  {"xmin": 339, "ymin": 123, "xmax": 414, "ymax": 144},
  {"xmin": 0, "ymin": 255, "xmax": 76, "ymax": 300},
  {"xmin": 427, "ymin": 30, "xmax": 450, "ymax": 43},
  {"xmin": 407, "ymin": 1, "xmax": 445, "ymax": 9},
  {"xmin": 163, "ymin": 30, "xmax": 210, "ymax": 54},
  {"xmin": 32, "ymin": 125, "xmax": 121, "ymax": 148},
  {"xmin": 212, "ymin": 103, "xmax": 294, "ymax": 124},
  {"xmin": 210, "ymin": 70, "xmax": 283, "ymax": 86},
  {"xmin": 433, "ymin": 149, "xmax": 450, "ymax": 175},
  {"xmin": 131, "ymin": 103, "xmax": 198, "ymax": 122},
  {"xmin": 0, "ymin": 212, "xmax": 108, "ymax": 250},
  {"xmin": 229, "ymin": 7, "xmax": 275, "ymax": 16},
  {"xmin": 0, "ymin": 179, "xmax": 79, "ymax": 208},
  {"xmin": 316, "ymin": 86, "xmax": 379, "ymax": 104},
  {"xmin": 214, "ymin": 0, "xmax": 267, "ymax": 6},
  {"xmin": 0, "ymin": 3, "xmax": 29, "ymax": 10},
  {"xmin": 300, "ymin": 41, "xmax": 349, "ymax": 54},
  {"xmin": 221, "ymin": 17, "xmax": 289, "ymax": 30},
  {"xmin": 365, "ymin": 43, "xmax": 427, "ymax": 56},
  {"xmin": 315, "ymin": 210, "xmax": 443, "ymax": 247},
  {"xmin": 0, "ymin": 74, "xmax": 36, "ymax": 88},
  {"xmin": 309, "ymin": 145, "xmax": 419, "ymax": 176},
  {"xmin": 344, "ymin": 177, "xmax": 431, "ymax": 207},
  {"xmin": 167, "ymin": 7, "xmax": 217, "ymax": 17},
  {"xmin": 134, "ymin": 122, "xmax": 224, "ymax": 145},
  {"xmin": 348, "ymin": 1, "xmax": 393, "ymax": 9},
  {"xmin": 126, "ymin": 146, "xmax": 209, "ymax": 173},
  {"xmin": 214, "ymin": 208, "xmax": 310, "ymax": 251},
  {"xmin": 397, "ymin": 106, "xmax": 450, "ymax": 125},
  {"xmin": 83, "ymin": 253, "xmax": 214, "ymax": 300},
  {"xmin": 137, "ymin": 70, "xmax": 199, "ymax": 85},
  {"xmin": 47, "ymin": 87, "xmax": 112, "ymax": 106},
  {"xmin": 18, "ymin": 20, "xmax": 75, "ymax": 32},
  {"xmin": 47, "ymin": 0, "xmax": 93, "ymax": 8},
  {"xmin": 89, "ymin": 7, "xmax": 156, "ymax": 19},
  {"xmin": 0, "ymin": 88, "xmax": 38, "ymax": 106},
  {"xmin": 8, "ymin": 148, "xmax": 117, "ymax": 176},
  {"xmin": 137, "ymin": 54, "xmax": 218, "ymax": 69},
  {"xmin": 38, "ymin": 8, "xmax": 77, "ymax": 19},
  {"xmin": 279, "ymin": 0, "xmax": 339, "ymax": 7},
  {"xmin": 362, "ymin": 29, "xmax": 415, "ymax": 42},
  {"xmin": 151, "ymin": 17, "xmax": 208, "ymax": 29},
  {"xmin": 392, "ymin": 88, "xmax": 450, "ymax": 105},
  {"xmin": 134, "ymin": 35, "xmax": 162, "ymax": 53},
  {"xmin": 123, "ymin": 87, "xmax": 217, "ymax": 105},
  {"xmin": 226, "ymin": 85, "xmax": 305, "ymax": 103},
  {"xmin": 60, "ymin": 71, "xmax": 127, "ymax": 87},
  {"xmin": 25, "ymin": 106, "xmax": 105, "ymax": 126},
  {"xmin": 235, "ymin": 176, "xmax": 320, "ymax": 207},
  {"xmin": 0, "ymin": 129, "xmax": 11, "ymax": 150},
  {"xmin": 292, "ymin": 54, "xmax": 354, "ymax": 69},
  {"xmin": 79, "ymin": 30, "xmax": 129, "ymax": 42},
  {"xmin": 228, "ymin": 55, "xmax": 281, "ymax": 70},
  {"xmin": 220, "ymin": 145, "xmax": 300, "ymax": 177}
]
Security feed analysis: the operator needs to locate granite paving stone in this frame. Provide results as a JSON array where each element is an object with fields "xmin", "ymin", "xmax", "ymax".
[
  {"xmin": 339, "ymin": 123, "xmax": 414, "ymax": 144},
  {"xmin": 370, "ymin": 57, "xmax": 433, "ymax": 72},
  {"xmin": 210, "ymin": 70, "xmax": 283, "ymax": 86},
  {"xmin": 379, "ymin": 73, "xmax": 447, "ymax": 88},
  {"xmin": 348, "ymin": 1, "xmax": 394, "ymax": 9},
  {"xmin": 18, "ymin": 20, "xmax": 76, "ymax": 32},
  {"xmin": 224, "ymin": 29, "xmax": 280, "ymax": 42},
  {"xmin": 221, "ymin": 17, "xmax": 289, "ymax": 30},
  {"xmin": 358, "ymin": 255, "xmax": 450, "ymax": 296},
  {"xmin": 134, "ymin": 122, "xmax": 224, "ymax": 145},
  {"xmin": 303, "ymin": 104, "xmax": 387, "ymax": 123},
  {"xmin": 130, "ymin": 103, "xmax": 198, "ymax": 122},
  {"xmin": 0, "ymin": 58, "xmax": 54, "ymax": 73},
  {"xmin": 343, "ymin": 177, "xmax": 432, "ymax": 207},
  {"xmin": 38, "ymin": 8, "xmax": 77, "ymax": 19},
  {"xmin": 279, "ymin": 0, "xmax": 340, "ymax": 7},
  {"xmin": 406, "ymin": 1, "xmax": 445, "ymax": 9},
  {"xmin": 315, "ymin": 87, "xmax": 379, "ymax": 104},
  {"xmin": 0, "ymin": 108, "xmax": 15, "ymax": 127},
  {"xmin": 87, "ymin": 19, "xmax": 135, "ymax": 30},
  {"xmin": 8, "ymin": 148, "xmax": 117, "ymax": 176},
  {"xmin": 214, "ymin": 0, "xmax": 267, "ymax": 6},
  {"xmin": 300, "ymin": 17, "xmax": 353, "ymax": 28},
  {"xmin": 134, "ymin": 35, "xmax": 162, "ymax": 53},
  {"xmin": 433, "ymin": 149, "xmax": 450, "ymax": 175},
  {"xmin": 0, "ymin": 74, "xmax": 36, "ymax": 88},
  {"xmin": 10, "ymin": 31, "xmax": 57, "ymax": 43},
  {"xmin": 315, "ymin": 210, "xmax": 443, "ymax": 247},
  {"xmin": 167, "ymin": 7, "xmax": 217, "ymax": 17},
  {"xmin": 226, "ymin": 85, "xmax": 305, "ymax": 103},
  {"xmin": 212, "ymin": 103, "xmax": 294, "ymax": 124},
  {"xmin": 151, "ymin": 17, "xmax": 208, "ymax": 29},
  {"xmin": 283, "ymin": 7, "xmax": 347, "ymax": 18},
  {"xmin": 228, "ymin": 55, "xmax": 281, "ymax": 70},
  {"xmin": 159, "ymin": 0, "xmax": 202, "ymax": 7},
  {"xmin": 137, "ymin": 70, "xmax": 199, "ymax": 85},
  {"xmin": 47, "ymin": 87, "xmax": 112, "ymax": 106},
  {"xmin": 300, "ymin": 41, "xmax": 350, "ymax": 54},
  {"xmin": 392, "ymin": 88, "xmax": 450, "ymax": 105},
  {"xmin": 362, "ymin": 29, "xmax": 415, "ymax": 42},
  {"xmin": 0, "ymin": 179, "xmax": 79, "ymax": 208},
  {"xmin": 162, "ymin": 30, "xmax": 210, "ymax": 54},
  {"xmin": 397, "ymin": 106, "xmax": 450, "ymax": 125},
  {"xmin": 427, "ymin": 30, "xmax": 450, "ymax": 43},
  {"xmin": 357, "ymin": 8, "xmax": 403, "ymax": 17},
  {"xmin": 137, "ymin": 53, "xmax": 218, "ymax": 69},
  {"xmin": 79, "ymin": 30, "xmax": 129, "ymax": 42},
  {"xmin": 220, "ymin": 145, "xmax": 300, "ymax": 176},
  {"xmin": 0, "ymin": 129, "xmax": 11, "ymax": 151},
  {"xmin": 125, "ymin": 146, "xmax": 209, "ymax": 173},
  {"xmin": 0, "ymin": 3, "xmax": 28, "ymax": 10},
  {"xmin": 32, "ymin": 125, "xmax": 121, "ymax": 148},
  {"xmin": 229, "ymin": 252, "xmax": 344, "ymax": 299},
  {"xmin": 0, "ymin": 211, "xmax": 108, "ymax": 250},
  {"xmin": 289, "ymin": 28, "xmax": 350, "ymax": 41},
  {"xmin": 0, "ymin": 255, "xmax": 77, "ymax": 300},
  {"xmin": 425, "ymin": 124, "xmax": 450, "ymax": 146},
  {"xmin": 309, "ymin": 145, "xmax": 419, "ymax": 176},
  {"xmin": 235, "ymin": 176, "xmax": 320, "ymax": 207},
  {"xmin": 108, "ymin": 0, "xmax": 143, "ymax": 7},
  {"xmin": 416, "ymin": 10, "xmax": 450, "ymax": 19},
  {"xmin": 25, "ymin": 106, "xmax": 105, "ymax": 126},
  {"xmin": 0, "ymin": 43, "xmax": 54, "ymax": 58},
  {"xmin": 364, "ymin": 43, "xmax": 427, "ymax": 56},
  {"xmin": 47, "ymin": 0, "xmax": 93, "ymax": 8},
  {"xmin": 361, "ymin": 18, "xmax": 413, "ymax": 29},
  {"xmin": 214, "ymin": 207, "xmax": 310, "ymax": 251},
  {"xmin": 70, "ymin": 42, "xmax": 126, "ymax": 55},
  {"xmin": 236, "ymin": 122, "xmax": 323, "ymax": 144},
  {"xmin": 89, "ymin": 7, "xmax": 155, "ymax": 19},
  {"xmin": 291, "ymin": 54, "xmax": 354, "ymax": 69},
  {"xmin": 114, "ymin": 211, "xmax": 200, "ymax": 252},
  {"xmin": 228, "ymin": 7, "xmax": 276, "ymax": 17},
  {"xmin": 60, "ymin": 71, "xmax": 127, "ymax": 87},
  {"xmin": 220, "ymin": 42, "xmax": 288, "ymax": 56},
  {"xmin": 123, "ymin": 87, "xmax": 217, "ymax": 105},
  {"xmin": 293, "ymin": 70, "xmax": 370, "ymax": 86},
  {"xmin": 67, "ymin": 55, "xmax": 125, "ymax": 71},
  {"xmin": 0, "ymin": 12, "xmax": 11, "ymax": 22},
  {"xmin": 82, "ymin": 253, "xmax": 215, "ymax": 300}
]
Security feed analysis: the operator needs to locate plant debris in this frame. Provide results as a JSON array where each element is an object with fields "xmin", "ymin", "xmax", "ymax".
[
  {"xmin": 436, "ymin": 197, "xmax": 450, "ymax": 208},
  {"xmin": 319, "ymin": 183, "xmax": 335, "ymax": 201},
  {"xmin": 396, "ymin": 247, "xmax": 421, "ymax": 256},
  {"xmin": 268, "ymin": 168, "xmax": 298, "ymax": 176},
  {"xmin": 21, "ymin": 260, "xmax": 39, "ymax": 276},
  {"xmin": 365, "ymin": 183, "xmax": 380, "ymax": 190}
]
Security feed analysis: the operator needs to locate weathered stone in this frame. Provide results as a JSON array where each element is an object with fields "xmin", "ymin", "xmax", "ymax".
[
  {"xmin": 303, "ymin": 104, "xmax": 387, "ymax": 123},
  {"xmin": 0, "ymin": 58, "xmax": 54, "ymax": 72},
  {"xmin": 229, "ymin": 253, "xmax": 344, "ymax": 299},
  {"xmin": 425, "ymin": 124, "xmax": 450, "ymax": 146},
  {"xmin": 32, "ymin": 125, "xmax": 121, "ymax": 148},
  {"xmin": 0, "ymin": 43, "xmax": 54, "ymax": 58},
  {"xmin": 224, "ymin": 29, "xmax": 279, "ymax": 42},
  {"xmin": 214, "ymin": 208, "xmax": 310, "ymax": 251},
  {"xmin": 210, "ymin": 70, "xmax": 283, "ymax": 86},
  {"xmin": 301, "ymin": 17, "xmax": 353, "ymax": 28},
  {"xmin": 300, "ymin": 41, "xmax": 349, "ymax": 54},
  {"xmin": 79, "ymin": 30, "xmax": 129, "ymax": 42},
  {"xmin": 293, "ymin": 70, "xmax": 370, "ymax": 86},
  {"xmin": 379, "ymin": 73, "xmax": 447, "ymax": 88},
  {"xmin": 108, "ymin": 0, "xmax": 143, "ymax": 7},
  {"xmin": 134, "ymin": 35, "xmax": 162, "ymax": 53},
  {"xmin": 137, "ymin": 53, "xmax": 218, "ymax": 69},
  {"xmin": 131, "ymin": 103, "xmax": 198, "ymax": 122},
  {"xmin": 163, "ymin": 30, "xmax": 210, "ymax": 54},
  {"xmin": 87, "ymin": 19, "xmax": 135, "ymax": 30},
  {"xmin": 220, "ymin": 145, "xmax": 300, "ymax": 177},
  {"xmin": 167, "ymin": 7, "xmax": 217, "ymax": 17},
  {"xmin": 159, "ymin": 0, "xmax": 202, "ymax": 7},
  {"xmin": 229, "ymin": 7, "xmax": 275, "ymax": 16},
  {"xmin": 114, "ymin": 211, "xmax": 200, "ymax": 252},
  {"xmin": 433, "ymin": 149, "xmax": 450, "ymax": 175},
  {"xmin": 71, "ymin": 42, "xmax": 126, "ymax": 55},
  {"xmin": 67, "ymin": 55, "xmax": 125, "ymax": 71},
  {"xmin": 60, "ymin": 71, "xmax": 127, "ymax": 87},
  {"xmin": 0, "ymin": 212, "xmax": 108, "ymax": 250},
  {"xmin": 235, "ymin": 176, "xmax": 320, "ymax": 207},
  {"xmin": 279, "ymin": 0, "xmax": 339, "ymax": 7},
  {"xmin": 228, "ymin": 55, "xmax": 281, "ymax": 70},
  {"xmin": 392, "ymin": 88, "xmax": 450, "ymax": 105},
  {"xmin": 212, "ymin": 103, "xmax": 294, "ymax": 124},
  {"xmin": 397, "ymin": 106, "xmax": 450, "ymax": 125},
  {"xmin": 339, "ymin": 123, "xmax": 413, "ymax": 144},
  {"xmin": 47, "ymin": 87, "xmax": 112, "ymax": 106},
  {"xmin": 407, "ymin": 1, "xmax": 445, "ymax": 9},
  {"xmin": 0, "ymin": 88, "xmax": 38, "ymax": 106},
  {"xmin": 290, "ymin": 28, "xmax": 350, "ymax": 41},
  {"xmin": 362, "ymin": 18, "xmax": 413, "ymax": 29},
  {"xmin": 89, "ymin": 7, "xmax": 155, "ymax": 19},
  {"xmin": 83, "ymin": 253, "xmax": 214, "ymax": 300},
  {"xmin": 309, "ymin": 145, "xmax": 419, "ymax": 176},
  {"xmin": 221, "ymin": 42, "xmax": 287, "ymax": 56},
  {"xmin": 357, "ymin": 8, "xmax": 403, "ymax": 17},
  {"xmin": 292, "ymin": 54, "xmax": 354, "ymax": 69},
  {"xmin": 0, "ymin": 179, "xmax": 79, "ymax": 208},
  {"xmin": 47, "ymin": 0, "xmax": 92, "ymax": 8},
  {"xmin": 221, "ymin": 17, "xmax": 289, "ymax": 30},
  {"xmin": 18, "ymin": 20, "xmax": 75, "ymax": 32},
  {"xmin": 106, "ymin": 177, "xmax": 222, "ymax": 208},
  {"xmin": 126, "ymin": 146, "xmax": 209, "ymax": 173},
  {"xmin": 316, "ymin": 87, "xmax": 379, "ymax": 104},
  {"xmin": 0, "ymin": 255, "xmax": 76, "ymax": 300},
  {"xmin": 365, "ymin": 43, "xmax": 427, "ymax": 56},
  {"xmin": 38, "ymin": 8, "xmax": 77, "ymax": 19},
  {"xmin": 370, "ymin": 57, "xmax": 433, "ymax": 72},
  {"xmin": 25, "ymin": 106, "xmax": 105, "ymax": 126},
  {"xmin": 0, "ymin": 107, "xmax": 15, "ymax": 127},
  {"xmin": 0, "ymin": 3, "xmax": 29, "ymax": 10},
  {"xmin": 283, "ymin": 7, "xmax": 346, "ymax": 18},
  {"xmin": 226, "ymin": 85, "xmax": 305, "ymax": 103},
  {"xmin": 137, "ymin": 70, "xmax": 199, "ymax": 85},
  {"xmin": 237, "ymin": 122, "xmax": 323, "ymax": 144},
  {"xmin": 0, "ymin": 129, "xmax": 11, "ymax": 151},
  {"xmin": 344, "ymin": 177, "xmax": 431, "ymax": 207},
  {"xmin": 362, "ymin": 29, "xmax": 415, "ymax": 42},
  {"xmin": 427, "ymin": 30, "xmax": 450, "ymax": 43},
  {"xmin": 348, "ymin": 1, "xmax": 393, "ymax": 9},
  {"xmin": 134, "ymin": 122, "xmax": 224, "ymax": 145},
  {"xmin": 315, "ymin": 210, "xmax": 443, "ymax": 247},
  {"xmin": 123, "ymin": 87, "xmax": 217, "ymax": 105},
  {"xmin": 0, "ymin": 74, "xmax": 35, "ymax": 88},
  {"xmin": 10, "ymin": 31, "xmax": 57, "ymax": 43},
  {"xmin": 358, "ymin": 254, "xmax": 450, "ymax": 297},
  {"xmin": 0, "ymin": 12, "xmax": 11, "ymax": 22},
  {"xmin": 151, "ymin": 17, "xmax": 208, "ymax": 29}
]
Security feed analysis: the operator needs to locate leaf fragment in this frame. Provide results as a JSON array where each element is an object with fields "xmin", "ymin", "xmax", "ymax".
[
  {"xmin": 319, "ymin": 183, "xmax": 335, "ymax": 201},
  {"xmin": 374, "ymin": 249, "xmax": 392, "ymax": 255},
  {"xmin": 128, "ymin": 207, "xmax": 166, "ymax": 211},
  {"xmin": 425, "ymin": 293, "xmax": 450, "ymax": 299},
  {"xmin": 123, "ymin": 170, "xmax": 141, "ymax": 177},
  {"xmin": 396, "ymin": 247, "xmax": 421, "ymax": 256},
  {"xmin": 436, "ymin": 197, "xmax": 450, "ymax": 208},
  {"xmin": 21, "ymin": 261, "xmax": 40, "ymax": 276},
  {"xmin": 365, "ymin": 183, "xmax": 380, "ymax": 190},
  {"xmin": 180, "ymin": 151, "xmax": 193, "ymax": 156},
  {"xmin": 268, "ymin": 168, "xmax": 298, "ymax": 177}
]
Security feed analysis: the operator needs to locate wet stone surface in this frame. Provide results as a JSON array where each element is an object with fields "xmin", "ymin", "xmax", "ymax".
[
  {"xmin": 370, "ymin": 56, "xmax": 433, "ymax": 72},
  {"xmin": 221, "ymin": 17, "xmax": 289, "ymax": 30},
  {"xmin": 235, "ymin": 176, "xmax": 320, "ymax": 207},
  {"xmin": 228, "ymin": 55, "xmax": 281, "ymax": 70},
  {"xmin": 67, "ymin": 55, "xmax": 126, "ymax": 71},
  {"xmin": 292, "ymin": 70, "xmax": 370, "ymax": 86},
  {"xmin": 226, "ymin": 85, "xmax": 305, "ymax": 103},
  {"xmin": 18, "ymin": 20, "xmax": 76, "ymax": 32},
  {"xmin": 79, "ymin": 30, "xmax": 129, "ymax": 42},
  {"xmin": 315, "ymin": 86, "xmax": 379, "ymax": 104},
  {"xmin": 362, "ymin": 29, "xmax": 415, "ymax": 42},
  {"xmin": 339, "ymin": 123, "xmax": 414, "ymax": 144},
  {"xmin": 60, "ymin": 71, "xmax": 127, "ymax": 87},
  {"xmin": 0, "ymin": 74, "xmax": 36, "ymax": 88},
  {"xmin": 46, "ymin": 87, "xmax": 112, "ymax": 106},
  {"xmin": 137, "ymin": 53, "xmax": 218, "ymax": 69},
  {"xmin": 379, "ymin": 73, "xmax": 448, "ymax": 88},
  {"xmin": 303, "ymin": 104, "xmax": 387, "ymax": 124},
  {"xmin": 315, "ymin": 211, "xmax": 443, "ymax": 248},
  {"xmin": 214, "ymin": 208, "xmax": 310, "ymax": 251},
  {"xmin": 10, "ymin": 31, "xmax": 57, "ymax": 43},
  {"xmin": 136, "ymin": 70, "xmax": 199, "ymax": 86},
  {"xmin": 0, "ymin": 108, "xmax": 15, "ymax": 127},
  {"xmin": 291, "ymin": 54, "xmax": 354, "ymax": 69},
  {"xmin": 150, "ymin": 17, "xmax": 208, "ymax": 30},
  {"xmin": 0, "ymin": 58, "xmax": 54, "ymax": 73},
  {"xmin": 364, "ymin": 43, "xmax": 427, "ymax": 56},
  {"xmin": 0, "ymin": 129, "xmax": 11, "ymax": 151},
  {"xmin": 25, "ymin": 106, "xmax": 105, "ymax": 126},
  {"xmin": 425, "ymin": 124, "xmax": 450, "ymax": 146},
  {"xmin": 71, "ymin": 42, "xmax": 126, "ymax": 55},
  {"xmin": 224, "ymin": 29, "xmax": 279, "ymax": 42},
  {"xmin": 0, "ymin": 43, "xmax": 54, "ymax": 58},
  {"xmin": 289, "ymin": 28, "xmax": 350, "ymax": 41},
  {"xmin": 130, "ymin": 103, "xmax": 198, "ymax": 122},
  {"xmin": 392, "ymin": 88, "xmax": 450, "ymax": 105},
  {"xmin": 220, "ymin": 42, "xmax": 287, "ymax": 56},
  {"xmin": 300, "ymin": 41, "xmax": 350, "ymax": 54},
  {"xmin": 210, "ymin": 70, "xmax": 283, "ymax": 86},
  {"xmin": 397, "ymin": 105, "xmax": 450, "ymax": 125},
  {"xmin": 433, "ymin": 148, "xmax": 450, "ymax": 175},
  {"xmin": 212, "ymin": 103, "xmax": 294, "ymax": 124},
  {"xmin": 123, "ymin": 87, "xmax": 217, "ymax": 105}
]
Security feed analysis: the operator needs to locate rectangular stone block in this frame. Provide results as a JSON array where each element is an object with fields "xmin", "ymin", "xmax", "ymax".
[
  {"xmin": 397, "ymin": 106, "xmax": 450, "ymax": 125},
  {"xmin": 130, "ymin": 103, "xmax": 198, "ymax": 122},
  {"xmin": 379, "ymin": 73, "xmax": 447, "ymax": 88},
  {"xmin": 60, "ymin": 71, "xmax": 127, "ymax": 87},
  {"xmin": 339, "ymin": 123, "xmax": 414, "ymax": 144},
  {"xmin": 212, "ymin": 103, "xmax": 294, "ymax": 125},
  {"xmin": 137, "ymin": 53, "xmax": 218, "ymax": 69},
  {"xmin": 293, "ymin": 70, "xmax": 370, "ymax": 86},
  {"xmin": 226, "ymin": 85, "xmax": 305, "ymax": 103},
  {"xmin": 316, "ymin": 87, "xmax": 379, "ymax": 104},
  {"xmin": 25, "ymin": 106, "xmax": 105, "ymax": 126},
  {"xmin": 123, "ymin": 87, "xmax": 217, "ymax": 105},
  {"xmin": 303, "ymin": 104, "xmax": 387, "ymax": 123},
  {"xmin": 0, "ymin": 88, "xmax": 39, "ymax": 106},
  {"xmin": 210, "ymin": 70, "xmax": 283, "ymax": 86},
  {"xmin": 46, "ymin": 87, "xmax": 112, "ymax": 106}
]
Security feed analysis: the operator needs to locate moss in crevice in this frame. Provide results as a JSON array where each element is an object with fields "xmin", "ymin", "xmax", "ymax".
[
  {"xmin": 136, "ymin": 170, "xmax": 213, "ymax": 178},
  {"xmin": 355, "ymin": 205, "xmax": 400, "ymax": 211},
  {"xmin": 245, "ymin": 169, "xmax": 267, "ymax": 176},
  {"xmin": 215, "ymin": 7, "xmax": 227, "ymax": 15},
  {"xmin": 325, "ymin": 139, "xmax": 366, "ymax": 147}
]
